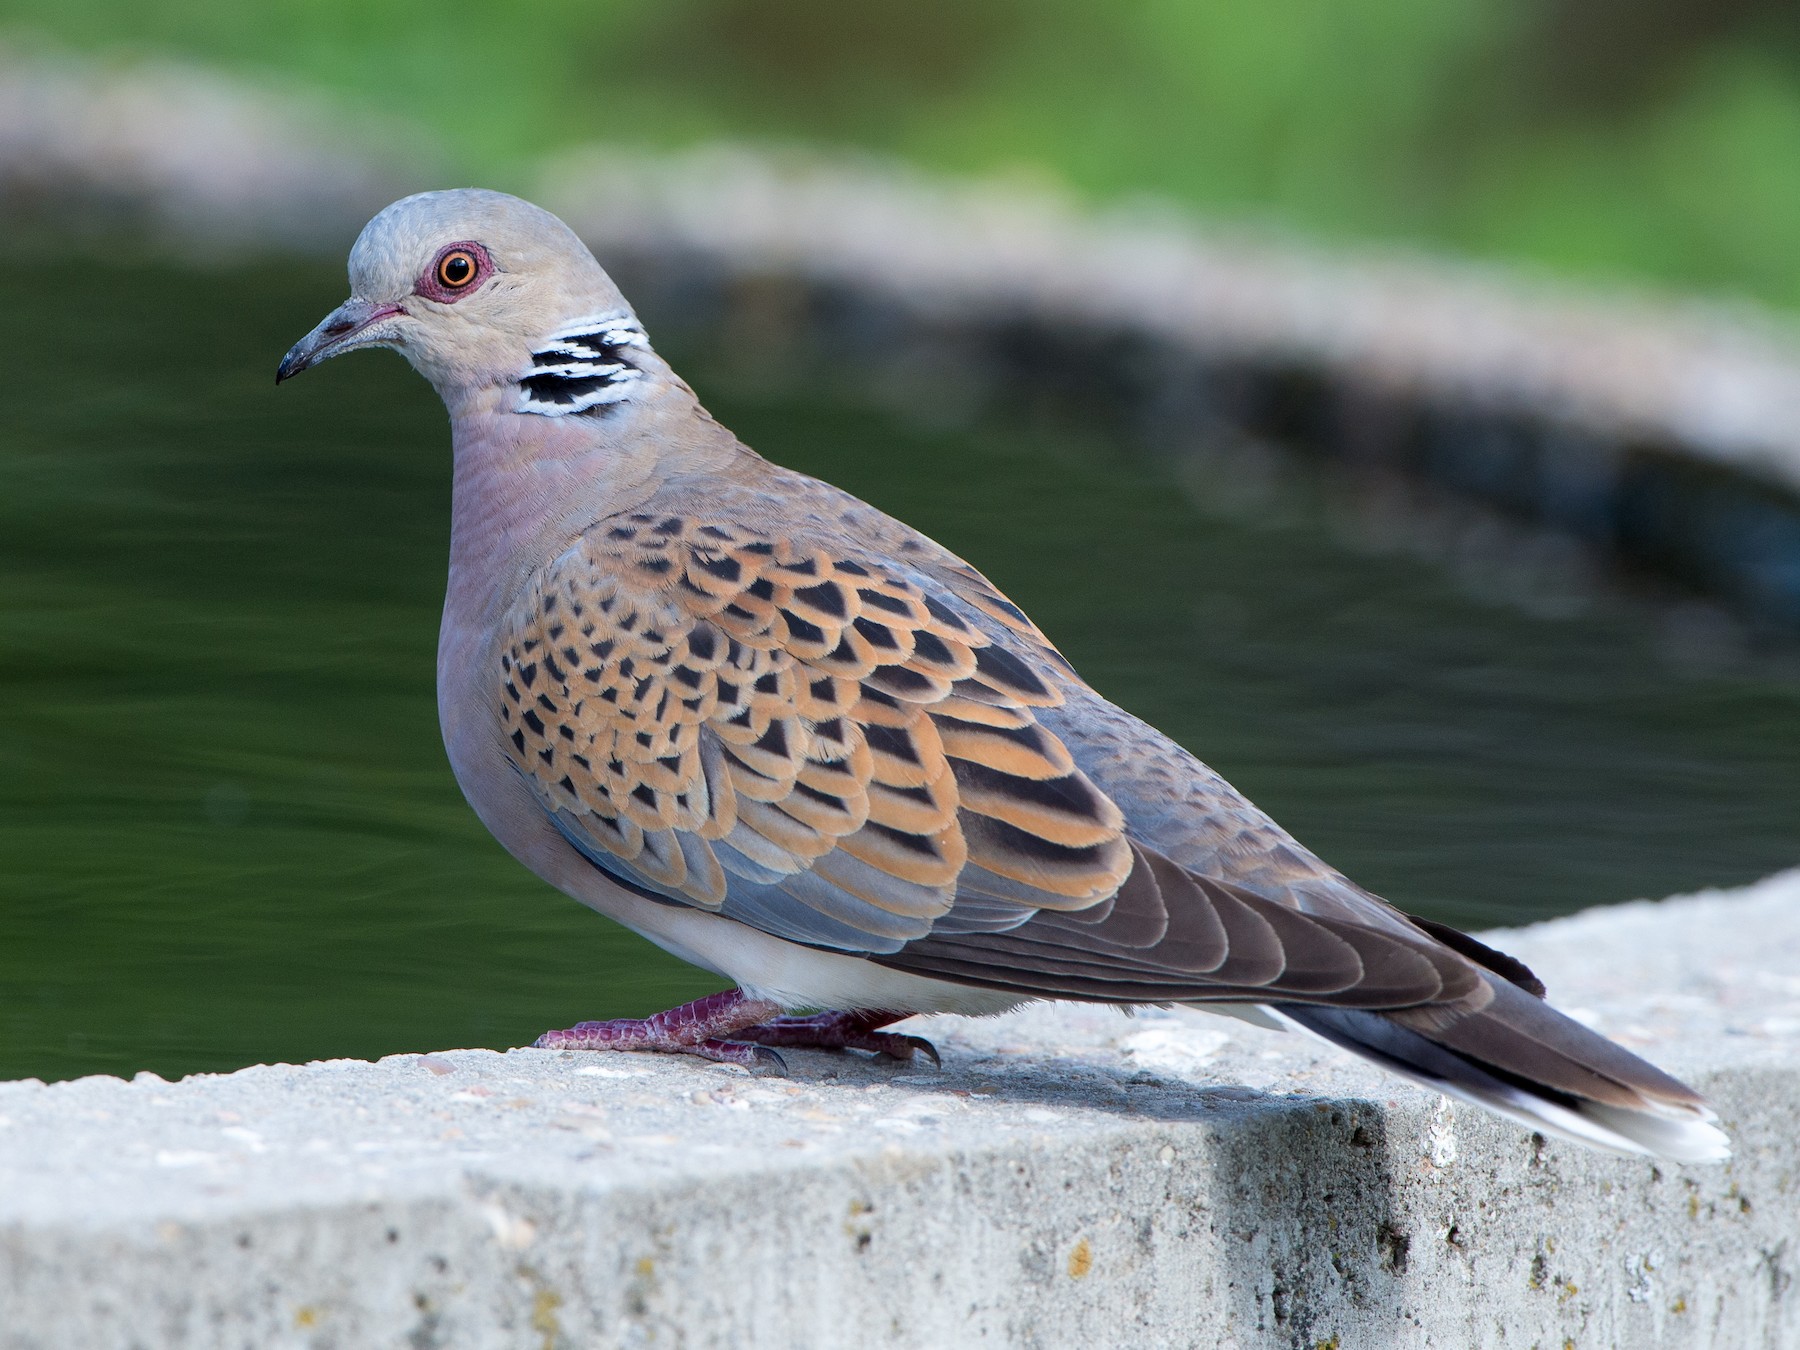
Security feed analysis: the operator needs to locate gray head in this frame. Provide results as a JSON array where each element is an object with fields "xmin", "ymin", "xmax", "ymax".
[{"xmin": 278, "ymin": 189, "xmax": 657, "ymax": 415}]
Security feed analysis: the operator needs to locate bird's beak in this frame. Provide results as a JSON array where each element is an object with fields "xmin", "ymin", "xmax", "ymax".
[{"xmin": 276, "ymin": 297, "xmax": 406, "ymax": 384}]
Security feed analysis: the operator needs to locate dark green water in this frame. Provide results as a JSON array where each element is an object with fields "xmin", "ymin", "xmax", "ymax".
[{"xmin": 4, "ymin": 255, "xmax": 1798, "ymax": 1084}]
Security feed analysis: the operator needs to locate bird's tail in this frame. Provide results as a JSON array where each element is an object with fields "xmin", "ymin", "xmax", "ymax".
[{"xmin": 1269, "ymin": 976, "xmax": 1729, "ymax": 1162}]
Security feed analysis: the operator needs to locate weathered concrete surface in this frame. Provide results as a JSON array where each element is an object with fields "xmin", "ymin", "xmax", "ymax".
[{"xmin": 2, "ymin": 870, "xmax": 1796, "ymax": 1349}]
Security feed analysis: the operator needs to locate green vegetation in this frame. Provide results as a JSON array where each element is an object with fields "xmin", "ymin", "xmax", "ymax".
[{"xmin": 14, "ymin": 2, "xmax": 1800, "ymax": 305}]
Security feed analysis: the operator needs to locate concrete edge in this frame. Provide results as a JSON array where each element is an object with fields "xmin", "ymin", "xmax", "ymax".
[{"xmin": 3, "ymin": 871, "xmax": 1797, "ymax": 1348}]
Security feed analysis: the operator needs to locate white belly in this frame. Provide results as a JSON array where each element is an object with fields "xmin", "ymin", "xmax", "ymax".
[{"xmin": 606, "ymin": 894, "xmax": 1031, "ymax": 1016}]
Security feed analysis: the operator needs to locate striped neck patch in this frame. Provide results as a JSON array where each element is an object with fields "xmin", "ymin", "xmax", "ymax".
[{"xmin": 516, "ymin": 313, "xmax": 649, "ymax": 416}]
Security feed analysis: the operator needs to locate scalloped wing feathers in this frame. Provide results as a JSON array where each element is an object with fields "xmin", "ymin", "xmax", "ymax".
[
  {"xmin": 500, "ymin": 513, "xmax": 1134, "ymax": 951},
  {"xmin": 498, "ymin": 506, "xmax": 1502, "ymax": 1015}
]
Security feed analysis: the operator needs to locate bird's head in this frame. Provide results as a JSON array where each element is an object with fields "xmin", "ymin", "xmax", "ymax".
[{"xmin": 277, "ymin": 189, "xmax": 654, "ymax": 416}]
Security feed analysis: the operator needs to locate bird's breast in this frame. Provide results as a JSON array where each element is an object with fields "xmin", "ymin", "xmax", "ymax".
[{"xmin": 436, "ymin": 572, "xmax": 534, "ymax": 849}]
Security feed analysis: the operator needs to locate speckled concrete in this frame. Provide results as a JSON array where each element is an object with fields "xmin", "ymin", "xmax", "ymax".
[{"xmin": 3, "ymin": 870, "xmax": 1796, "ymax": 1349}]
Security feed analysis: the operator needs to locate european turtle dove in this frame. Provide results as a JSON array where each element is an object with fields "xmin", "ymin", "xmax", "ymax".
[{"xmin": 277, "ymin": 189, "xmax": 1728, "ymax": 1162}]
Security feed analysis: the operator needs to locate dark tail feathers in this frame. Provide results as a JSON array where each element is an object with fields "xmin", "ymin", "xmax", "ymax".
[{"xmin": 1273, "ymin": 976, "xmax": 1728, "ymax": 1161}]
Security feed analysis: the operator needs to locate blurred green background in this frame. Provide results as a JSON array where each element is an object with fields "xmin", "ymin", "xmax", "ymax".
[
  {"xmin": 5, "ymin": 3, "xmax": 1800, "ymax": 1082},
  {"xmin": 16, "ymin": 0, "xmax": 1800, "ymax": 306}
]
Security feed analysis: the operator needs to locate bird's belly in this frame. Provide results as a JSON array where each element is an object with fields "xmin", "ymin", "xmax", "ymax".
[{"xmin": 609, "ymin": 900, "xmax": 1031, "ymax": 1016}]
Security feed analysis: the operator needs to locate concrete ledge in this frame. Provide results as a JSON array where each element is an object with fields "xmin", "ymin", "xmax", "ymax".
[{"xmin": 4, "ymin": 871, "xmax": 1796, "ymax": 1348}]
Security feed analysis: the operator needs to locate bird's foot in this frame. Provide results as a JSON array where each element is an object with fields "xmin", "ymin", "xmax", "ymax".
[
  {"xmin": 736, "ymin": 1009, "xmax": 941, "ymax": 1067},
  {"xmin": 533, "ymin": 989, "xmax": 789, "ymax": 1072}
]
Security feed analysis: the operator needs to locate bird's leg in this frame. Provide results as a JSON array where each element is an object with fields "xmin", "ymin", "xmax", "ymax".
[
  {"xmin": 735, "ymin": 1009, "xmax": 941, "ymax": 1067},
  {"xmin": 534, "ymin": 989, "xmax": 789, "ymax": 1071}
]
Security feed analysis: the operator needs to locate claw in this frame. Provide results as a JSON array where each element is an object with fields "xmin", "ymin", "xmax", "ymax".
[
  {"xmin": 881, "ymin": 1033, "xmax": 941, "ymax": 1068},
  {"xmin": 735, "ymin": 1010, "xmax": 941, "ymax": 1068},
  {"xmin": 749, "ymin": 1044, "xmax": 790, "ymax": 1075},
  {"xmin": 690, "ymin": 1039, "xmax": 789, "ymax": 1075}
]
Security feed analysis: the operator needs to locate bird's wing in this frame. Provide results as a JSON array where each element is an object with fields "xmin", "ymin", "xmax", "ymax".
[{"xmin": 500, "ymin": 510, "xmax": 1484, "ymax": 1010}]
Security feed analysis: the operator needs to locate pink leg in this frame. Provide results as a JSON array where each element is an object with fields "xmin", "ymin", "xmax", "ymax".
[
  {"xmin": 737, "ymin": 1009, "xmax": 940, "ymax": 1067},
  {"xmin": 534, "ymin": 989, "xmax": 788, "ymax": 1071}
]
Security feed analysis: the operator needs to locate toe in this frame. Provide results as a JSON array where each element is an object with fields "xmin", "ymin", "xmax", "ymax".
[
  {"xmin": 903, "ymin": 1035, "xmax": 943, "ymax": 1069},
  {"xmin": 534, "ymin": 1023, "xmax": 593, "ymax": 1050},
  {"xmin": 871, "ymin": 1033, "xmax": 941, "ymax": 1067},
  {"xmin": 693, "ymin": 1039, "xmax": 789, "ymax": 1074}
]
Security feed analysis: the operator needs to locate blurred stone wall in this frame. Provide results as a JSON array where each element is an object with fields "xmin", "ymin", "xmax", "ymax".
[{"xmin": 7, "ymin": 44, "xmax": 1800, "ymax": 626}]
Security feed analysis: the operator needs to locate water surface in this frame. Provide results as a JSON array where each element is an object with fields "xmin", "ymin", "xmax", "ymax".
[{"xmin": 3, "ymin": 254, "xmax": 1796, "ymax": 1082}]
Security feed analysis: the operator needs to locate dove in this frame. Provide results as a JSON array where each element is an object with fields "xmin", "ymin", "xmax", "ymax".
[{"xmin": 277, "ymin": 189, "xmax": 1728, "ymax": 1162}]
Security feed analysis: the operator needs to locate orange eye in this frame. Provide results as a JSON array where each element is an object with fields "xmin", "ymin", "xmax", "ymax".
[{"xmin": 437, "ymin": 249, "xmax": 478, "ymax": 289}]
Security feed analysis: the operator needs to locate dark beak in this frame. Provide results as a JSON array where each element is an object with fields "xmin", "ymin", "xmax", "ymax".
[{"xmin": 276, "ymin": 297, "xmax": 404, "ymax": 384}]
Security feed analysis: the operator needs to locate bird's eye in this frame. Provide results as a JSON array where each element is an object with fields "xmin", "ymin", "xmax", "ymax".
[{"xmin": 437, "ymin": 250, "xmax": 478, "ymax": 289}]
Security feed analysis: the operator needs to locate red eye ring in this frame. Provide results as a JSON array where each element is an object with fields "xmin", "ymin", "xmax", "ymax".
[{"xmin": 418, "ymin": 241, "xmax": 493, "ymax": 302}]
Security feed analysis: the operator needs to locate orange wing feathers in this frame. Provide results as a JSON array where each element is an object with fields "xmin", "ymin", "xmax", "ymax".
[{"xmin": 500, "ymin": 513, "xmax": 1133, "ymax": 934}]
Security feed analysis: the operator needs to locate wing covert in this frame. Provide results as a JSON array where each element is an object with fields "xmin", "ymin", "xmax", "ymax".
[
  {"xmin": 500, "ymin": 509, "xmax": 1490, "ymax": 1015},
  {"xmin": 499, "ymin": 512, "xmax": 1133, "ymax": 951}
]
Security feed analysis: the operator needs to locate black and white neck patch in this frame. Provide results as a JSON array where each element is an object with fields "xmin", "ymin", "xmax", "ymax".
[{"xmin": 515, "ymin": 313, "xmax": 649, "ymax": 416}]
